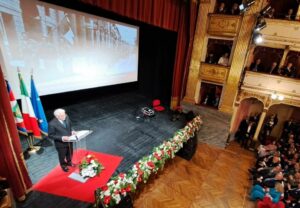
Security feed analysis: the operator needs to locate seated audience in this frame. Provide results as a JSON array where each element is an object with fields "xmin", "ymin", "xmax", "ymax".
[
  {"xmin": 249, "ymin": 119, "xmax": 300, "ymax": 208},
  {"xmin": 218, "ymin": 52, "xmax": 229, "ymax": 66},
  {"xmin": 250, "ymin": 183, "xmax": 283, "ymax": 203},
  {"xmin": 250, "ymin": 58, "xmax": 264, "ymax": 72}
]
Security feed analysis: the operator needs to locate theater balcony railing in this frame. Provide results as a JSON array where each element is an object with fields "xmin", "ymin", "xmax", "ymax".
[
  {"xmin": 207, "ymin": 13, "xmax": 242, "ymax": 37},
  {"xmin": 199, "ymin": 62, "xmax": 229, "ymax": 84},
  {"xmin": 260, "ymin": 18, "xmax": 300, "ymax": 48},
  {"xmin": 241, "ymin": 71, "xmax": 300, "ymax": 105}
]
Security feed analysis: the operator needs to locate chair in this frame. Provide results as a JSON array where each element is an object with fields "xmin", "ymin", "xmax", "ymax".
[{"xmin": 152, "ymin": 99, "xmax": 165, "ymax": 111}]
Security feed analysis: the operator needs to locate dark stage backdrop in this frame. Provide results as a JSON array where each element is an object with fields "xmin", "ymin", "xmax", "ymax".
[{"xmin": 38, "ymin": 0, "xmax": 177, "ymax": 110}]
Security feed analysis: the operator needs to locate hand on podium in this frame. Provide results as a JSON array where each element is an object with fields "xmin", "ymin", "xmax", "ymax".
[{"xmin": 62, "ymin": 136, "xmax": 70, "ymax": 142}]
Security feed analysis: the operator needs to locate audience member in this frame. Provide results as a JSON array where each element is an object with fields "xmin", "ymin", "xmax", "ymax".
[
  {"xmin": 218, "ymin": 52, "xmax": 229, "ymax": 66},
  {"xmin": 281, "ymin": 62, "xmax": 296, "ymax": 78},
  {"xmin": 216, "ymin": 2, "xmax": 227, "ymax": 14},
  {"xmin": 267, "ymin": 8, "xmax": 276, "ymax": 19},
  {"xmin": 250, "ymin": 58, "xmax": 264, "ymax": 72},
  {"xmin": 285, "ymin": 9, "xmax": 295, "ymax": 20},
  {"xmin": 205, "ymin": 53, "xmax": 216, "ymax": 64},
  {"xmin": 269, "ymin": 62, "xmax": 280, "ymax": 75},
  {"xmin": 230, "ymin": 3, "xmax": 240, "ymax": 15}
]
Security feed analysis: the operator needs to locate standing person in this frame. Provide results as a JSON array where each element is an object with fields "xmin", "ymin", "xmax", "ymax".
[{"xmin": 48, "ymin": 108, "xmax": 76, "ymax": 172}]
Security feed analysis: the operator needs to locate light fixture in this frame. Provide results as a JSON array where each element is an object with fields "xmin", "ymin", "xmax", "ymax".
[
  {"xmin": 260, "ymin": 4, "xmax": 272, "ymax": 16},
  {"xmin": 253, "ymin": 32, "xmax": 263, "ymax": 44},
  {"xmin": 239, "ymin": 0, "xmax": 256, "ymax": 13},
  {"xmin": 278, "ymin": 95, "xmax": 284, "ymax": 101},
  {"xmin": 254, "ymin": 17, "xmax": 267, "ymax": 31},
  {"xmin": 271, "ymin": 92, "xmax": 284, "ymax": 101},
  {"xmin": 271, "ymin": 93, "xmax": 277, "ymax": 99}
]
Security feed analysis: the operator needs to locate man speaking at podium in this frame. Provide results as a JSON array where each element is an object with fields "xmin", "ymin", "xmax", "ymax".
[{"xmin": 48, "ymin": 108, "xmax": 76, "ymax": 172}]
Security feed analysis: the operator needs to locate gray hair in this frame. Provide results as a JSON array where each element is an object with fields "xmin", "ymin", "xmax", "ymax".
[{"xmin": 53, "ymin": 108, "xmax": 66, "ymax": 118}]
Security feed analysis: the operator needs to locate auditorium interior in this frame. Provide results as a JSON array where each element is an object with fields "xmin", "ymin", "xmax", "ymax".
[{"xmin": 0, "ymin": 0, "xmax": 300, "ymax": 208}]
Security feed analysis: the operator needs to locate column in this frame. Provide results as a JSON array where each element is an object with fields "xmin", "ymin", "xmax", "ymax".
[
  {"xmin": 182, "ymin": 0, "xmax": 215, "ymax": 105},
  {"xmin": 219, "ymin": 0, "xmax": 264, "ymax": 114},
  {"xmin": 279, "ymin": 46, "xmax": 289, "ymax": 68},
  {"xmin": 253, "ymin": 110, "xmax": 267, "ymax": 141},
  {"xmin": 229, "ymin": 104, "xmax": 239, "ymax": 133}
]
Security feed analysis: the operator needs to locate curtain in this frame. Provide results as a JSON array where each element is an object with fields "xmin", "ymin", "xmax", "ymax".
[{"xmin": 0, "ymin": 68, "xmax": 32, "ymax": 199}]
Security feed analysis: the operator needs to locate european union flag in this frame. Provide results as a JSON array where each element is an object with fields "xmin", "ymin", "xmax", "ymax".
[{"xmin": 30, "ymin": 75, "xmax": 48, "ymax": 135}]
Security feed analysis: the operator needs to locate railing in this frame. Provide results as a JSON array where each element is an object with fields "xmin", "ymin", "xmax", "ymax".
[
  {"xmin": 241, "ymin": 71, "xmax": 300, "ymax": 99},
  {"xmin": 207, "ymin": 14, "xmax": 242, "ymax": 37},
  {"xmin": 260, "ymin": 18, "xmax": 300, "ymax": 49},
  {"xmin": 199, "ymin": 62, "xmax": 230, "ymax": 84}
]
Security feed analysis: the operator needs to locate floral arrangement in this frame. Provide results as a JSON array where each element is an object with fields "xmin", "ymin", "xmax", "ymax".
[
  {"xmin": 97, "ymin": 116, "xmax": 202, "ymax": 207},
  {"xmin": 79, "ymin": 154, "xmax": 104, "ymax": 178}
]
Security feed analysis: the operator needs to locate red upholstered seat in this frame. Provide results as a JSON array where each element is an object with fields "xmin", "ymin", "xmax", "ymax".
[{"xmin": 152, "ymin": 99, "xmax": 165, "ymax": 111}]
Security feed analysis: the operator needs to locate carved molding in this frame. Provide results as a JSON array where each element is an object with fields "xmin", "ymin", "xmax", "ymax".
[
  {"xmin": 236, "ymin": 89, "xmax": 300, "ymax": 110},
  {"xmin": 199, "ymin": 63, "xmax": 229, "ymax": 83},
  {"xmin": 261, "ymin": 19, "xmax": 300, "ymax": 48},
  {"xmin": 236, "ymin": 90, "xmax": 267, "ymax": 106},
  {"xmin": 242, "ymin": 71, "xmax": 300, "ymax": 98},
  {"xmin": 207, "ymin": 14, "xmax": 242, "ymax": 37}
]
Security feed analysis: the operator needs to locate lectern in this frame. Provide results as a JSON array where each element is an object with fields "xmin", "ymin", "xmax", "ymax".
[
  {"xmin": 68, "ymin": 130, "xmax": 93, "ymax": 183},
  {"xmin": 68, "ymin": 130, "xmax": 92, "ymax": 164}
]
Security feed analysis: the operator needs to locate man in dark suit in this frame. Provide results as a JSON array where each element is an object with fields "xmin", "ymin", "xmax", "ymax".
[
  {"xmin": 250, "ymin": 58, "xmax": 264, "ymax": 72},
  {"xmin": 48, "ymin": 108, "xmax": 76, "ymax": 172}
]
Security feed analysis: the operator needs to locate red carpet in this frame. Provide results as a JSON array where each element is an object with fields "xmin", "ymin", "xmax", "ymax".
[{"xmin": 33, "ymin": 149, "xmax": 123, "ymax": 203}]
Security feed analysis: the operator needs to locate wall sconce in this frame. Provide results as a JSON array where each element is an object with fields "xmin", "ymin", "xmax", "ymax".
[
  {"xmin": 271, "ymin": 92, "xmax": 284, "ymax": 100},
  {"xmin": 253, "ymin": 32, "xmax": 263, "ymax": 44}
]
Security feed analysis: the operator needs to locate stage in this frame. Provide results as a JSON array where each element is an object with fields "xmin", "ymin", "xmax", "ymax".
[{"xmin": 18, "ymin": 91, "xmax": 187, "ymax": 208}]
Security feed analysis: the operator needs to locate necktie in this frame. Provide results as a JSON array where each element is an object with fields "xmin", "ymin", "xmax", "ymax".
[{"xmin": 63, "ymin": 120, "xmax": 67, "ymax": 128}]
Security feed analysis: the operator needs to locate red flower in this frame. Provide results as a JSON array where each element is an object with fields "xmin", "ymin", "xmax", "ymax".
[
  {"xmin": 101, "ymin": 185, "xmax": 108, "ymax": 191},
  {"xmin": 154, "ymin": 153, "xmax": 161, "ymax": 160},
  {"xmin": 119, "ymin": 173, "xmax": 125, "ymax": 179},
  {"xmin": 137, "ymin": 169, "xmax": 143, "ymax": 176},
  {"xmin": 147, "ymin": 161, "xmax": 155, "ymax": 169},
  {"xmin": 121, "ymin": 189, "xmax": 126, "ymax": 194},
  {"xmin": 114, "ymin": 190, "xmax": 120, "ymax": 194},
  {"xmin": 137, "ymin": 176, "xmax": 142, "ymax": 182},
  {"xmin": 126, "ymin": 185, "xmax": 131, "ymax": 192},
  {"xmin": 135, "ymin": 162, "xmax": 140, "ymax": 168},
  {"xmin": 104, "ymin": 196, "xmax": 111, "ymax": 205},
  {"xmin": 114, "ymin": 180, "xmax": 118, "ymax": 185}
]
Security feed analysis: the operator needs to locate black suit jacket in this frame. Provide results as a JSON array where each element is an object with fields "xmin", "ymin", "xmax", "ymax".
[{"xmin": 48, "ymin": 116, "xmax": 73, "ymax": 148}]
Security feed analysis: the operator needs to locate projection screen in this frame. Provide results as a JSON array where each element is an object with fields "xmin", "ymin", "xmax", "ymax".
[{"xmin": 0, "ymin": 0, "xmax": 139, "ymax": 99}]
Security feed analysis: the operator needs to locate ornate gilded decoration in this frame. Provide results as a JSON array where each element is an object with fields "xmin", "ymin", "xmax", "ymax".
[
  {"xmin": 242, "ymin": 71, "xmax": 300, "ymax": 98},
  {"xmin": 261, "ymin": 19, "xmax": 300, "ymax": 49},
  {"xmin": 237, "ymin": 90, "xmax": 267, "ymax": 106},
  {"xmin": 207, "ymin": 14, "xmax": 242, "ymax": 37},
  {"xmin": 199, "ymin": 63, "xmax": 229, "ymax": 83}
]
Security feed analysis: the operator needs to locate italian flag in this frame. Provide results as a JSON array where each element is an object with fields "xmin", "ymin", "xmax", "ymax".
[
  {"xmin": 18, "ymin": 72, "xmax": 41, "ymax": 139},
  {"xmin": 6, "ymin": 80, "xmax": 28, "ymax": 135}
]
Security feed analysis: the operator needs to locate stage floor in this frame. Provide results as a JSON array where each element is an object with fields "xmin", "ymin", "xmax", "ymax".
[{"xmin": 18, "ymin": 92, "xmax": 186, "ymax": 208}]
